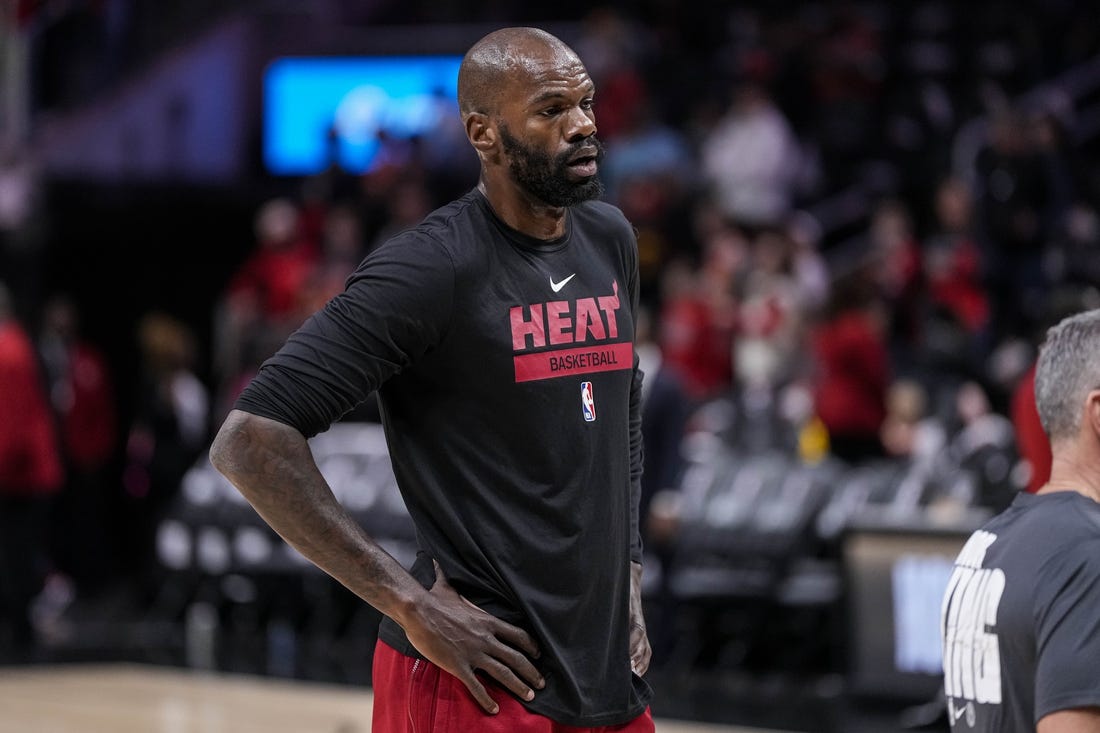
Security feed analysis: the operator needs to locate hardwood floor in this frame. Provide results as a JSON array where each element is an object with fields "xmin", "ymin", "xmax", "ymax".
[{"xmin": 0, "ymin": 664, "xmax": 794, "ymax": 733}]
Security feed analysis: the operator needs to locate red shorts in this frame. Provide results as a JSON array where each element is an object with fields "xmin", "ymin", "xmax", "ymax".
[{"xmin": 371, "ymin": 639, "xmax": 655, "ymax": 733}]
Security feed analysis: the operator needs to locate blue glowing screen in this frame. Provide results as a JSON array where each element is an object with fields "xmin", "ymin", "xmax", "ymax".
[{"xmin": 263, "ymin": 55, "xmax": 463, "ymax": 175}]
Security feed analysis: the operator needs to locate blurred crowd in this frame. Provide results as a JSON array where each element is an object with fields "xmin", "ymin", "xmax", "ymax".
[{"xmin": 2, "ymin": 0, "xmax": 1100, "ymax": 668}]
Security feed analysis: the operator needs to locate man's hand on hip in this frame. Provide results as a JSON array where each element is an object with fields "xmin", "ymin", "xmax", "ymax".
[{"xmin": 400, "ymin": 560, "xmax": 544, "ymax": 715}]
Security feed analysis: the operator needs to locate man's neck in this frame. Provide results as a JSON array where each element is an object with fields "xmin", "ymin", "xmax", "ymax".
[
  {"xmin": 1040, "ymin": 448, "xmax": 1100, "ymax": 503},
  {"xmin": 477, "ymin": 178, "xmax": 567, "ymax": 240}
]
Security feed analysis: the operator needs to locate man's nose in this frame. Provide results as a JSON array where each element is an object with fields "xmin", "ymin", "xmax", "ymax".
[{"xmin": 565, "ymin": 107, "xmax": 596, "ymax": 142}]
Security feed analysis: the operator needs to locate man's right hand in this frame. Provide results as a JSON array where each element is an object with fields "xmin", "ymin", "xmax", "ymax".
[{"xmin": 400, "ymin": 560, "xmax": 545, "ymax": 714}]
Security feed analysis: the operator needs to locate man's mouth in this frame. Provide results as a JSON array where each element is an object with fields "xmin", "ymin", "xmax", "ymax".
[{"xmin": 566, "ymin": 148, "xmax": 599, "ymax": 177}]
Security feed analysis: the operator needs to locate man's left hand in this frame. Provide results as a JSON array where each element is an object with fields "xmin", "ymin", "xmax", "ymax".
[{"xmin": 629, "ymin": 561, "xmax": 651, "ymax": 676}]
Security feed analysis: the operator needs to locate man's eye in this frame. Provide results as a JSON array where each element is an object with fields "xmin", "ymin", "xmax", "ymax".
[
  {"xmin": 581, "ymin": 99, "xmax": 595, "ymax": 110},
  {"xmin": 542, "ymin": 107, "xmax": 561, "ymax": 117}
]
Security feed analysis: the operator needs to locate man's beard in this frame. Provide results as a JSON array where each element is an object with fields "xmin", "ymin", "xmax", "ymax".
[{"xmin": 499, "ymin": 125, "xmax": 605, "ymax": 207}]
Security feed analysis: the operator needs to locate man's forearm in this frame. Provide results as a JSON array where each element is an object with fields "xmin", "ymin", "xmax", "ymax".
[{"xmin": 209, "ymin": 410, "xmax": 425, "ymax": 627}]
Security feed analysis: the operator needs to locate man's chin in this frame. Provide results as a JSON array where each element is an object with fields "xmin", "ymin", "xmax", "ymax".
[
  {"xmin": 572, "ymin": 178, "xmax": 605, "ymax": 203},
  {"xmin": 555, "ymin": 179, "xmax": 604, "ymax": 206},
  {"xmin": 522, "ymin": 175, "xmax": 604, "ymax": 208}
]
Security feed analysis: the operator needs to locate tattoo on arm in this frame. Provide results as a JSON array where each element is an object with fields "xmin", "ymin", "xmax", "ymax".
[{"xmin": 210, "ymin": 410, "xmax": 422, "ymax": 622}]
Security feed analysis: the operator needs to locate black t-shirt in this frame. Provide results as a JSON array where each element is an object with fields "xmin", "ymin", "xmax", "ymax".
[
  {"xmin": 941, "ymin": 491, "xmax": 1100, "ymax": 731},
  {"xmin": 235, "ymin": 189, "xmax": 651, "ymax": 726}
]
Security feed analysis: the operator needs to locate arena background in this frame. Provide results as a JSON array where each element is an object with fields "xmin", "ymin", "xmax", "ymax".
[{"xmin": 2, "ymin": 1, "xmax": 1099, "ymax": 731}]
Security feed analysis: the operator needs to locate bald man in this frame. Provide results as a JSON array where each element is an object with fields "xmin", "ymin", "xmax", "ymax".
[
  {"xmin": 941, "ymin": 308, "xmax": 1100, "ymax": 732},
  {"xmin": 210, "ymin": 27, "xmax": 655, "ymax": 732}
]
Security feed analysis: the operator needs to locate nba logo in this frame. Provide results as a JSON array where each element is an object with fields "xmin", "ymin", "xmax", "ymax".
[{"xmin": 581, "ymin": 381, "xmax": 596, "ymax": 422}]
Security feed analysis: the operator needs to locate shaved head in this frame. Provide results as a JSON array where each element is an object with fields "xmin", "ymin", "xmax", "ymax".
[
  {"xmin": 458, "ymin": 27, "xmax": 579, "ymax": 117},
  {"xmin": 458, "ymin": 25, "xmax": 602, "ymax": 211}
]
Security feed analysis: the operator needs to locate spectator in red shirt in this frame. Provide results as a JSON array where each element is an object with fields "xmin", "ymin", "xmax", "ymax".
[
  {"xmin": 868, "ymin": 198, "xmax": 923, "ymax": 358},
  {"xmin": 37, "ymin": 294, "xmax": 119, "ymax": 595},
  {"xmin": 923, "ymin": 176, "xmax": 991, "ymax": 352},
  {"xmin": 809, "ymin": 269, "xmax": 892, "ymax": 463},
  {"xmin": 656, "ymin": 219, "xmax": 744, "ymax": 403},
  {"xmin": 0, "ymin": 282, "xmax": 64, "ymax": 656},
  {"xmin": 214, "ymin": 197, "xmax": 319, "ymax": 418}
]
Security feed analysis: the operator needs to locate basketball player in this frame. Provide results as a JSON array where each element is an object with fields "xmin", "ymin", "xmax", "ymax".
[
  {"xmin": 209, "ymin": 26, "xmax": 654, "ymax": 732},
  {"xmin": 941, "ymin": 307, "xmax": 1100, "ymax": 731}
]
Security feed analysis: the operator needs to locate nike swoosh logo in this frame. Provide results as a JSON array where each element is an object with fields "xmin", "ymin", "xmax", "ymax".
[{"xmin": 550, "ymin": 273, "xmax": 576, "ymax": 293}]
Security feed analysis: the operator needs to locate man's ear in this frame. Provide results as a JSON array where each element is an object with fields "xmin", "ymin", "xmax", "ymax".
[
  {"xmin": 1087, "ymin": 390, "xmax": 1100, "ymax": 439},
  {"xmin": 465, "ymin": 113, "xmax": 496, "ymax": 154}
]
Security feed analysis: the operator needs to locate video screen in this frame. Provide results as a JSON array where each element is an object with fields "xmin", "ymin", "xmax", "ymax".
[
  {"xmin": 263, "ymin": 55, "xmax": 463, "ymax": 176},
  {"xmin": 842, "ymin": 525, "xmax": 971, "ymax": 701}
]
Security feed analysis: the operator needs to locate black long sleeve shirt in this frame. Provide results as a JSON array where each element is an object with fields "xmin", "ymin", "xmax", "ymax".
[{"xmin": 235, "ymin": 188, "xmax": 650, "ymax": 726}]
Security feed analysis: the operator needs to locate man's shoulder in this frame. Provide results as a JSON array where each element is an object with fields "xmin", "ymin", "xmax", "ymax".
[
  {"xmin": 391, "ymin": 189, "xmax": 486, "ymax": 245},
  {"xmin": 572, "ymin": 199, "xmax": 635, "ymax": 238},
  {"xmin": 367, "ymin": 190, "xmax": 486, "ymax": 263},
  {"xmin": 986, "ymin": 493, "xmax": 1100, "ymax": 572},
  {"xmin": 574, "ymin": 198, "xmax": 629, "ymax": 222}
]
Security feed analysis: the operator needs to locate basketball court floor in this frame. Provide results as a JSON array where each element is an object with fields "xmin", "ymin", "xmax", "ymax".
[{"xmin": 0, "ymin": 664, "xmax": 793, "ymax": 733}]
